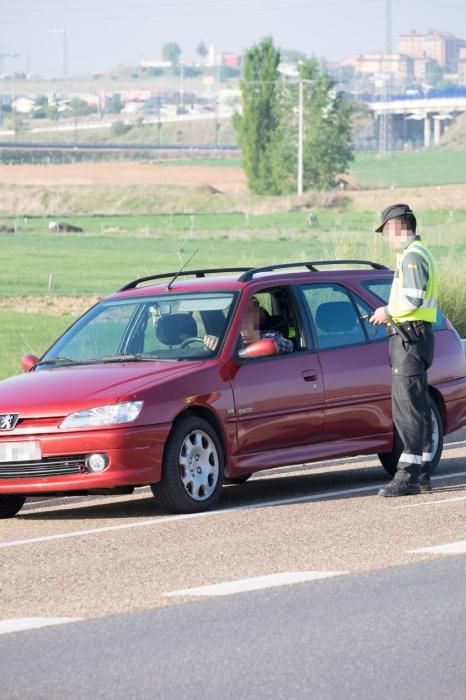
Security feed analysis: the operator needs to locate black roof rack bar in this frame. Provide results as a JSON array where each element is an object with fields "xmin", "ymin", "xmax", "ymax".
[
  {"xmin": 118, "ymin": 267, "xmax": 253, "ymax": 291},
  {"xmin": 238, "ymin": 260, "xmax": 389, "ymax": 282}
]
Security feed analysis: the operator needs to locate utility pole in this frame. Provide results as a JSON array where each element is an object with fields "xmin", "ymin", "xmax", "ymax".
[
  {"xmin": 379, "ymin": 0, "xmax": 392, "ymax": 156},
  {"xmin": 297, "ymin": 79, "xmax": 304, "ymax": 196},
  {"xmin": 47, "ymin": 26, "xmax": 69, "ymax": 78}
]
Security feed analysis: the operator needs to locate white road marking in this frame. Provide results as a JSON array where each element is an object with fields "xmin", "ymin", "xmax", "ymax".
[
  {"xmin": 2, "ymin": 469, "xmax": 466, "ymax": 551},
  {"xmin": 165, "ymin": 571, "xmax": 349, "ymax": 597},
  {"xmin": 395, "ymin": 495, "xmax": 466, "ymax": 509},
  {"xmin": 0, "ymin": 617, "xmax": 81, "ymax": 636},
  {"xmin": 408, "ymin": 540, "xmax": 466, "ymax": 555},
  {"xmin": 0, "ymin": 483, "xmax": 384, "ymax": 549},
  {"xmin": 392, "ymin": 471, "xmax": 466, "ymax": 509}
]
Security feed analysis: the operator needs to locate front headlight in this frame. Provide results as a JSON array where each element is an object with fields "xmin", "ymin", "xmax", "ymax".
[{"xmin": 59, "ymin": 401, "xmax": 144, "ymax": 429}]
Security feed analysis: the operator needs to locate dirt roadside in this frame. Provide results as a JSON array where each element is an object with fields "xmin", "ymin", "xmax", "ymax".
[{"xmin": 0, "ymin": 162, "xmax": 465, "ymax": 210}]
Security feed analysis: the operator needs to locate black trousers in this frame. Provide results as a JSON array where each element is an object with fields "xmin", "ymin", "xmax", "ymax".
[{"xmin": 389, "ymin": 328, "xmax": 435, "ymax": 484}]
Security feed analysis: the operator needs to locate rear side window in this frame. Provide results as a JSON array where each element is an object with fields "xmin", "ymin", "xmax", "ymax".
[
  {"xmin": 301, "ymin": 284, "xmax": 366, "ymax": 349},
  {"xmin": 361, "ymin": 278, "xmax": 447, "ymax": 330}
]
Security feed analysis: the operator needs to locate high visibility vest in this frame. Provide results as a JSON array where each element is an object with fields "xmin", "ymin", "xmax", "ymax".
[{"xmin": 387, "ymin": 239, "xmax": 438, "ymax": 323}]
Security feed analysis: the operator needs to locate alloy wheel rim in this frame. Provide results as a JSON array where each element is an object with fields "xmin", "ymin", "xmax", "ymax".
[{"xmin": 179, "ymin": 429, "xmax": 219, "ymax": 501}]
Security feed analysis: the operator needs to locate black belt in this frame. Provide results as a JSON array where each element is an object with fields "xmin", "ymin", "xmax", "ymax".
[{"xmin": 388, "ymin": 321, "xmax": 431, "ymax": 336}]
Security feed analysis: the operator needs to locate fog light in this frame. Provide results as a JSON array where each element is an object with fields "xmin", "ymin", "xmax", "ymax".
[{"xmin": 86, "ymin": 453, "xmax": 109, "ymax": 473}]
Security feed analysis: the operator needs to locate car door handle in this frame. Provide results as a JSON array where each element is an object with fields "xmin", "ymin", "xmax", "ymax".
[{"xmin": 302, "ymin": 370, "xmax": 318, "ymax": 382}]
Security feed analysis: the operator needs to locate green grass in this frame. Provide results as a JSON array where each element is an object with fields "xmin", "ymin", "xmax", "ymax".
[
  {"xmin": 0, "ymin": 311, "xmax": 75, "ymax": 380},
  {"xmin": 352, "ymin": 151, "xmax": 466, "ymax": 188},
  {"xmin": 1, "ymin": 214, "xmax": 465, "ymax": 298},
  {"xmin": 0, "ymin": 213, "xmax": 465, "ymax": 380}
]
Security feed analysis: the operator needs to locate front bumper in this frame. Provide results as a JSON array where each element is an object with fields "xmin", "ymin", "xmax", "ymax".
[{"xmin": 0, "ymin": 423, "xmax": 171, "ymax": 495}]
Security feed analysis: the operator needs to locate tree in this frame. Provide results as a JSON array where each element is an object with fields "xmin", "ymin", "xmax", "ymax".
[
  {"xmin": 233, "ymin": 37, "xmax": 284, "ymax": 195},
  {"xmin": 197, "ymin": 41, "xmax": 208, "ymax": 62},
  {"xmin": 276, "ymin": 58, "xmax": 353, "ymax": 192},
  {"xmin": 107, "ymin": 94, "xmax": 123, "ymax": 115},
  {"xmin": 162, "ymin": 42, "xmax": 181, "ymax": 68},
  {"xmin": 295, "ymin": 58, "xmax": 353, "ymax": 189}
]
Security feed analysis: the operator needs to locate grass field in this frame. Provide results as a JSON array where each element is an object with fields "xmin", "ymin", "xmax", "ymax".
[
  {"xmin": 1, "ymin": 215, "xmax": 465, "ymax": 297},
  {"xmin": 0, "ymin": 218, "xmax": 465, "ymax": 380},
  {"xmin": 0, "ymin": 150, "xmax": 465, "ymax": 380},
  {"xmin": 351, "ymin": 151, "xmax": 466, "ymax": 188}
]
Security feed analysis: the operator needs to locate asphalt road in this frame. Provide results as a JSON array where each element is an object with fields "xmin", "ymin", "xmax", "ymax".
[{"xmin": 1, "ymin": 435, "xmax": 466, "ymax": 698}]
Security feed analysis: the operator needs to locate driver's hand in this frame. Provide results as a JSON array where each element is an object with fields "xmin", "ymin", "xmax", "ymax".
[{"xmin": 204, "ymin": 335, "xmax": 219, "ymax": 351}]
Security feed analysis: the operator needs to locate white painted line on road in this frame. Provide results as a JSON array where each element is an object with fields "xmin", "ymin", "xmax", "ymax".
[
  {"xmin": 0, "ymin": 617, "xmax": 81, "ymax": 636},
  {"xmin": 165, "ymin": 571, "xmax": 349, "ymax": 598},
  {"xmin": 408, "ymin": 540, "xmax": 466, "ymax": 555},
  {"xmin": 395, "ymin": 495, "xmax": 466, "ymax": 509},
  {"xmin": 2, "ymin": 469, "xmax": 466, "ymax": 550},
  {"xmin": 393, "ymin": 471, "xmax": 466, "ymax": 509},
  {"xmin": 0, "ymin": 483, "xmax": 384, "ymax": 549}
]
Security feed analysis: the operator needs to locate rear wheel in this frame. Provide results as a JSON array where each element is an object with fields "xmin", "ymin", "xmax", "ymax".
[
  {"xmin": 151, "ymin": 416, "xmax": 224, "ymax": 514},
  {"xmin": 0, "ymin": 495, "xmax": 26, "ymax": 519},
  {"xmin": 378, "ymin": 398, "xmax": 443, "ymax": 477}
]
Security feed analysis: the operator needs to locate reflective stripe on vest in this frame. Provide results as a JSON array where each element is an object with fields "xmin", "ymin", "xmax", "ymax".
[{"xmin": 388, "ymin": 240, "xmax": 438, "ymax": 323}]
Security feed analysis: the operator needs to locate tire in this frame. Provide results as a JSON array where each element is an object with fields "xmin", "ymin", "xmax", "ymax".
[
  {"xmin": 224, "ymin": 474, "xmax": 252, "ymax": 485},
  {"xmin": 151, "ymin": 416, "xmax": 224, "ymax": 514},
  {"xmin": 378, "ymin": 397, "xmax": 443, "ymax": 477},
  {"xmin": 0, "ymin": 495, "xmax": 26, "ymax": 519}
]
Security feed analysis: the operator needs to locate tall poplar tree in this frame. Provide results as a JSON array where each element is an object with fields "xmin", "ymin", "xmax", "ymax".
[
  {"xmin": 233, "ymin": 37, "xmax": 284, "ymax": 195},
  {"xmin": 282, "ymin": 58, "xmax": 353, "ymax": 190}
]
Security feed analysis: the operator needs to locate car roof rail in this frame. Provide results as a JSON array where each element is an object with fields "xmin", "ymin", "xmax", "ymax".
[
  {"xmin": 118, "ymin": 267, "xmax": 253, "ymax": 291},
  {"xmin": 238, "ymin": 260, "xmax": 389, "ymax": 282}
]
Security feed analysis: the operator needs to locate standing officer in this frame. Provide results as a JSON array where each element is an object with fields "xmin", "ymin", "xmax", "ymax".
[{"xmin": 370, "ymin": 204, "xmax": 439, "ymax": 497}]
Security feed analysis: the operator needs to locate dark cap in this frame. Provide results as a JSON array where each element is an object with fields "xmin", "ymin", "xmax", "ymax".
[{"xmin": 375, "ymin": 203, "xmax": 415, "ymax": 232}]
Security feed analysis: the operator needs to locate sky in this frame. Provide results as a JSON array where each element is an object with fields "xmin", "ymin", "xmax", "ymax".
[{"xmin": 1, "ymin": 0, "xmax": 465, "ymax": 78}]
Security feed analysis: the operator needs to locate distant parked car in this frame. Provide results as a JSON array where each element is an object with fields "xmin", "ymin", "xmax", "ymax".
[{"xmin": 0, "ymin": 260, "xmax": 465, "ymax": 518}]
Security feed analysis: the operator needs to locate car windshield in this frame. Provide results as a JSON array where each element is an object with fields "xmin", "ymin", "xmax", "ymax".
[{"xmin": 39, "ymin": 292, "xmax": 237, "ymax": 365}]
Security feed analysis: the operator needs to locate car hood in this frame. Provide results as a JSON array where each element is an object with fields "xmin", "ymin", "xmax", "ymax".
[{"xmin": 0, "ymin": 360, "xmax": 205, "ymax": 418}]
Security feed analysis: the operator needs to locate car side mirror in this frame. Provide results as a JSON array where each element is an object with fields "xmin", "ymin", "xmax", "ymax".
[
  {"xmin": 21, "ymin": 354, "xmax": 39, "ymax": 372},
  {"xmin": 238, "ymin": 338, "xmax": 278, "ymax": 359}
]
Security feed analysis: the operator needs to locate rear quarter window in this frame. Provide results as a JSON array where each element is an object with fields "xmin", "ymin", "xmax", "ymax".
[{"xmin": 361, "ymin": 279, "xmax": 447, "ymax": 331}]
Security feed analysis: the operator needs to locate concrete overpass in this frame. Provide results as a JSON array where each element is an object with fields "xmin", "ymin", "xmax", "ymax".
[{"xmin": 369, "ymin": 96, "xmax": 466, "ymax": 147}]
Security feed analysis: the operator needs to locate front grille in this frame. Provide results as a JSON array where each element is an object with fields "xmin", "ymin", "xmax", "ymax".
[{"xmin": 0, "ymin": 456, "xmax": 87, "ymax": 479}]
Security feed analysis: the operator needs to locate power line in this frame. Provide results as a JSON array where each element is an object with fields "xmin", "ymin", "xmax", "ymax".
[{"xmin": 0, "ymin": 0, "xmax": 382, "ymax": 23}]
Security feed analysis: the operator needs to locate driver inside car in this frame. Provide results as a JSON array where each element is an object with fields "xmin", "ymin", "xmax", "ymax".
[{"xmin": 204, "ymin": 297, "xmax": 293, "ymax": 353}]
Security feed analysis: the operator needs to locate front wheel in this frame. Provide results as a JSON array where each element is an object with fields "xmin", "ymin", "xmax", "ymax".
[
  {"xmin": 0, "ymin": 495, "xmax": 26, "ymax": 519},
  {"xmin": 378, "ymin": 398, "xmax": 443, "ymax": 477},
  {"xmin": 151, "ymin": 416, "xmax": 224, "ymax": 514}
]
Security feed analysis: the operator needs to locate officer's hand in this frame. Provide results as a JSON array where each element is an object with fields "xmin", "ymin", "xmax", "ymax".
[
  {"xmin": 369, "ymin": 307, "xmax": 388, "ymax": 325},
  {"xmin": 204, "ymin": 335, "xmax": 219, "ymax": 350}
]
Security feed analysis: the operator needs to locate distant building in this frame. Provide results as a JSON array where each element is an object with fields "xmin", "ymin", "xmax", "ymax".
[
  {"xmin": 222, "ymin": 53, "xmax": 241, "ymax": 69},
  {"xmin": 11, "ymin": 96, "xmax": 35, "ymax": 114},
  {"xmin": 398, "ymin": 31, "xmax": 466, "ymax": 72},
  {"xmin": 140, "ymin": 60, "xmax": 172, "ymax": 70},
  {"xmin": 459, "ymin": 47, "xmax": 466, "ymax": 86},
  {"xmin": 340, "ymin": 53, "xmax": 414, "ymax": 83}
]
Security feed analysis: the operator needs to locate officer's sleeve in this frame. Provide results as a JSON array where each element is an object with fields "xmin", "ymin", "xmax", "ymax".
[{"xmin": 400, "ymin": 251, "xmax": 429, "ymax": 310}]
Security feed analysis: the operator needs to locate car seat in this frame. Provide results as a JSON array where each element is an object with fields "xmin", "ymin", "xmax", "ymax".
[
  {"xmin": 156, "ymin": 313, "xmax": 198, "ymax": 346},
  {"xmin": 315, "ymin": 301, "xmax": 361, "ymax": 348}
]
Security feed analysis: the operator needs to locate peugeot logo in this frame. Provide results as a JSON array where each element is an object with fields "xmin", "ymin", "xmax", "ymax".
[{"xmin": 0, "ymin": 413, "xmax": 19, "ymax": 430}]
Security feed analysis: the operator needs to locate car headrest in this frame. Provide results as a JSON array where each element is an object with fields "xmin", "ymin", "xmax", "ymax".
[
  {"xmin": 258, "ymin": 306, "xmax": 271, "ymax": 331},
  {"xmin": 268, "ymin": 314, "xmax": 289, "ymax": 337},
  {"xmin": 156, "ymin": 313, "xmax": 198, "ymax": 346},
  {"xmin": 315, "ymin": 302, "xmax": 357, "ymax": 333}
]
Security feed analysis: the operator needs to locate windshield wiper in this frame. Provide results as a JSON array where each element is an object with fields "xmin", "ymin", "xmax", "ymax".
[
  {"xmin": 97, "ymin": 353, "xmax": 164, "ymax": 363},
  {"xmin": 37, "ymin": 356, "xmax": 80, "ymax": 367}
]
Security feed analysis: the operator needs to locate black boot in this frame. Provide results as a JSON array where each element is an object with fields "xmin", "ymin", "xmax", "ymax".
[
  {"xmin": 378, "ymin": 480, "xmax": 421, "ymax": 497},
  {"xmin": 420, "ymin": 479, "xmax": 432, "ymax": 493}
]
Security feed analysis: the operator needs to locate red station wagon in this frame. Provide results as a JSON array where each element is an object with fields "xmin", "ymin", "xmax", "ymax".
[{"xmin": 0, "ymin": 260, "xmax": 465, "ymax": 518}]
